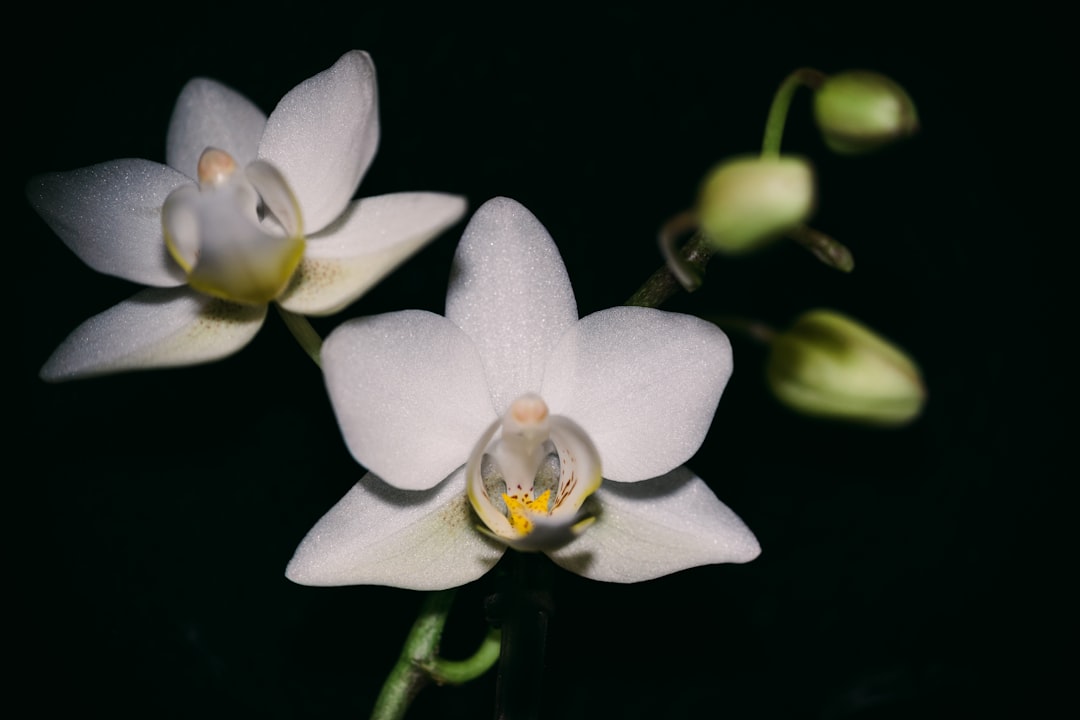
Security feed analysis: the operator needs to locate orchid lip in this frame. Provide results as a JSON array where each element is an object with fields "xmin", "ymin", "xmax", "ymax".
[
  {"xmin": 161, "ymin": 148, "xmax": 305, "ymax": 305},
  {"xmin": 466, "ymin": 393, "xmax": 602, "ymax": 552}
]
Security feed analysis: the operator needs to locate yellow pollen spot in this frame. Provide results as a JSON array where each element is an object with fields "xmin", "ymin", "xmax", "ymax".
[{"xmin": 502, "ymin": 489, "xmax": 552, "ymax": 535}]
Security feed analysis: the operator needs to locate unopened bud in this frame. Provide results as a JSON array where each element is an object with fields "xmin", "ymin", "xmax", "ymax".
[
  {"xmin": 766, "ymin": 309, "xmax": 926, "ymax": 426},
  {"xmin": 813, "ymin": 70, "xmax": 919, "ymax": 154},
  {"xmin": 696, "ymin": 155, "xmax": 815, "ymax": 254}
]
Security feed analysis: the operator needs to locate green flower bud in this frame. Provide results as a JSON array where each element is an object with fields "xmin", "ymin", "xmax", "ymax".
[
  {"xmin": 696, "ymin": 155, "xmax": 815, "ymax": 254},
  {"xmin": 766, "ymin": 309, "xmax": 926, "ymax": 426},
  {"xmin": 813, "ymin": 70, "xmax": 919, "ymax": 154}
]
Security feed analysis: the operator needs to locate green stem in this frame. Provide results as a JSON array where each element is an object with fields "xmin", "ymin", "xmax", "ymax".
[
  {"xmin": 425, "ymin": 626, "xmax": 503, "ymax": 685},
  {"xmin": 371, "ymin": 589, "xmax": 500, "ymax": 720},
  {"xmin": 761, "ymin": 67, "xmax": 826, "ymax": 157},
  {"xmin": 656, "ymin": 210, "xmax": 708, "ymax": 293},
  {"xmin": 371, "ymin": 591, "xmax": 451, "ymax": 720},
  {"xmin": 628, "ymin": 230, "xmax": 714, "ymax": 308},
  {"xmin": 788, "ymin": 224, "xmax": 855, "ymax": 272},
  {"xmin": 275, "ymin": 305, "xmax": 323, "ymax": 367}
]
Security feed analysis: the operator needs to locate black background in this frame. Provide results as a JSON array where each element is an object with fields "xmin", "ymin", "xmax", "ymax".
[{"xmin": 12, "ymin": 5, "xmax": 1067, "ymax": 719}]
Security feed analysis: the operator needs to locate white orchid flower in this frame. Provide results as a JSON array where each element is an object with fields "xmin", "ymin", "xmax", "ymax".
[
  {"xmin": 286, "ymin": 197, "xmax": 760, "ymax": 590},
  {"xmin": 28, "ymin": 50, "xmax": 466, "ymax": 381}
]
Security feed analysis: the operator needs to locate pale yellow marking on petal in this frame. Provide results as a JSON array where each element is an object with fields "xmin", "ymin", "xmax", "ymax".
[{"xmin": 278, "ymin": 256, "xmax": 346, "ymax": 302}]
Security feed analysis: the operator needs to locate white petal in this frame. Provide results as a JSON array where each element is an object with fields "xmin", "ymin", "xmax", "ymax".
[
  {"xmin": 546, "ymin": 466, "xmax": 760, "ymax": 583},
  {"xmin": 246, "ymin": 159, "xmax": 303, "ymax": 237},
  {"xmin": 27, "ymin": 160, "xmax": 190, "ymax": 286},
  {"xmin": 285, "ymin": 470, "xmax": 505, "ymax": 590},
  {"xmin": 542, "ymin": 306, "xmax": 733, "ymax": 482},
  {"xmin": 445, "ymin": 197, "xmax": 578, "ymax": 414},
  {"xmin": 321, "ymin": 311, "xmax": 497, "ymax": 490},
  {"xmin": 39, "ymin": 286, "xmax": 266, "ymax": 382},
  {"xmin": 258, "ymin": 50, "xmax": 378, "ymax": 234},
  {"xmin": 165, "ymin": 78, "xmax": 267, "ymax": 181},
  {"xmin": 276, "ymin": 192, "xmax": 467, "ymax": 316}
]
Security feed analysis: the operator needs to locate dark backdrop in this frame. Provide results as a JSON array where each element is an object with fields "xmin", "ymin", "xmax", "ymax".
[{"xmin": 11, "ymin": 5, "xmax": 1066, "ymax": 718}]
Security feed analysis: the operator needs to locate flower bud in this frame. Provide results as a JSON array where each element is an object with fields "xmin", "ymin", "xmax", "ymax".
[
  {"xmin": 812, "ymin": 70, "xmax": 919, "ymax": 154},
  {"xmin": 766, "ymin": 309, "xmax": 926, "ymax": 426},
  {"xmin": 695, "ymin": 155, "xmax": 816, "ymax": 254}
]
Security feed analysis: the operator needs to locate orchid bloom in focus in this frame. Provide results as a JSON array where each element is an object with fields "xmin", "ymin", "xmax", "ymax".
[
  {"xmin": 285, "ymin": 197, "xmax": 760, "ymax": 590},
  {"xmin": 28, "ymin": 50, "xmax": 466, "ymax": 381}
]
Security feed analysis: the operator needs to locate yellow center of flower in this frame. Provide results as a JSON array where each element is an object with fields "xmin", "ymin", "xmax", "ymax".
[
  {"xmin": 502, "ymin": 489, "xmax": 552, "ymax": 535},
  {"xmin": 465, "ymin": 393, "xmax": 604, "ymax": 552}
]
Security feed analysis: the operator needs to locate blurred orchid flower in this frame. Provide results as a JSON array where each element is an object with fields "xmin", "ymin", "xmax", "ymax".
[{"xmin": 29, "ymin": 50, "xmax": 465, "ymax": 381}]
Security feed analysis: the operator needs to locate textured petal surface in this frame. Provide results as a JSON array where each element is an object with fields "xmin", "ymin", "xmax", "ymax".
[
  {"xmin": 321, "ymin": 311, "xmax": 497, "ymax": 490},
  {"xmin": 166, "ymin": 78, "xmax": 267, "ymax": 181},
  {"xmin": 277, "ymin": 192, "xmax": 467, "ymax": 316},
  {"xmin": 27, "ymin": 160, "xmax": 190, "ymax": 286},
  {"xmin": 546, "ymin": 466, "xmax": 760, "ymax": 582},
  {"xmin": 258, "ymin": 50, "xmax": 378, "ymax": 234},
  {"xmin": 285, "ymin": 470, "xmax": 505, "ymax": 590},
  {"xmin": 40, "ymin": 286, "xmax": 266, "ymax": 382},
  {"xmin": 542, "ymin": 306, "xmax": 733, "ymax": 482},
  {"xmin": 445, "ymin": 197, "xmax": 578, "ymax": 414}
]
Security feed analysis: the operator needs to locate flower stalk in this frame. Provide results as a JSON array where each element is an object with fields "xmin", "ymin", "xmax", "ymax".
[
  {"xmin": 761, "ymin": 67, "xmax": 827, "ymax": 157},
  {"xmin": 371, "ymin": 589, "xmax": 501, "ymax": 720},
  {"xmin": 788, "ymin": 224, "xmax": 855, "ymax": 273},
  {"xmin": 487, "ymin": 553, "xmax": 553, "ymax": 720},
  {"xmin": 276, "ymin": 305, "xmax": 324, "ymax": 366},
  {"xmin": 630, "ymin": 228, "xmax": 714, "ymax": 305}
]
